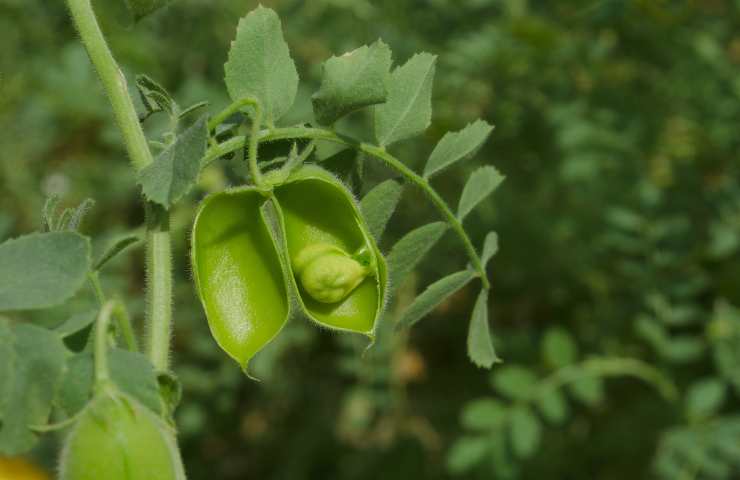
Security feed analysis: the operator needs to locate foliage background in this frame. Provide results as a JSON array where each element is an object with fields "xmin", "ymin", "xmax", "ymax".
[{"xmin": 2, "ymin": 0, "xmax": 740, "ymax": 478}]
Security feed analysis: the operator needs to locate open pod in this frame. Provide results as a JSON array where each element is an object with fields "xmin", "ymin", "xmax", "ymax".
[
  {"xmin": 272, "ymin": 165, "xmax": 387, "ymax": 337},
  {"xmin": 191, "ymin": 187, "xmax": 290, "ymax": 371},
  {"xmin": 191, "ymin": 166, "xmax": 387, "ymax": 372}
]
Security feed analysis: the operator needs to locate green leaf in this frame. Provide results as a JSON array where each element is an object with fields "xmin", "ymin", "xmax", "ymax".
[
  {"xmin": 54, "ymin": 349, "xmax": 163, "ymax": 418},
  {"xmin": 54, "ymin": 310, "xmax": 96, "ymax": 338},
  {"xmin": 108, "ymin": 349, "xmax": 163, "ymax": 415},
  {"xmin": 492, "ymin": 365, "xmax": 538, "ymax": 401},
  {"xmin": 542, "ymin": 327, "xmax": 578, "ymax": 368},
  {"xmin": 481, "ymin": 231, "xmax": 499, "ymax": 267},
  {"xmin": 224, "ymin": 6, "xmax": 299, "ymax": 125},
  {"xmin": 424, "ymin": 120, "xmax": 494, "ymax": 178},
  {"xmin": 458, "ymin": 166, "xmax": 505, "ymax": 220},
  {"xmin": 396, "ymin": 270, "xmax": 475, "ymax": 329},
  {"xmin": 94, "ymin": 233, "xmax": 141, "ymax": 271},
  {"xmin": 467, "ymin": 288, "xmax": 500, "ymax": 368},
  {"xmin": 387, "ymin": 222, "xmax": 448, "ymax": 289},
  {"xmin": 0, "ymin": 232, "xmax": 91, "ymax": 311},
  {"xmin": 461, "ymin": 398, "xmax": 506, "ymax": 430},
  {"xmin": 537, "ymin": 387, "xmax": 569, "ymax": 424},
  {"xmin": 178, "ymin": 101, "xmax": 209, "ymax": 119},
  {"xmin": 686, "ymin": 378, "xmax": 726, "ymax": 420},
  {"xmin": 138, "ymin": 115, "xmax": 208, "ymax": 208},
  {"xmin": 312, "ymin": 40, "xmax": 392, "ymax": 126},
  {"xmin": 0, "ymin": 320, "xmax": 14, "ymax": 420},
  {"xmin": 568, "ymin": 373, "xmax": 605, "ymax": 406},
  {"xmin": 360, "ymin": 179, "xmax": 403, "ymax": 241},
  {"xmin": 447, "ymin": 436, "xmax": 489, "ymax": 475},
  {"xmin": 0, "ymin": 322, "xmax": 67, "ymax": 455},
  {"xmin": 125, "ymin": 0, "xmax": 173, "ymax": 21},
  {"xmin": 509, "ymin": 406, "xmax": 541, "ymax": 459},
  {"xmin": 55, "ymin": 353, "xmax": 94, "ymax": 417},
  {"xmin": 41, "ymin": 195, "xmax": 61, "ymax": 232},
  {"xmin": 136, "ymin": 74, "xmax": 176, "ymax": 117},
  {"xmin": 374, "ymin": 53, "xmax": 436, "ymax": 147}
]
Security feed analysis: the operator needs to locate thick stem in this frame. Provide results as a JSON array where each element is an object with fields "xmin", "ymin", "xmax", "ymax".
[
  {"xmin": 66, "ymin": 0, "xmax": 174, "ymax": 372},
  {"xmin": 204, "ymin": 128, "xmax": 490, "ymax": 288},
  {"xmin": 145, "ymin": 203, "xmax": 173, "ymax": 371},
  {"xmin": 65, "ymin": 0, "xmax": 153, "ymax": 171}
]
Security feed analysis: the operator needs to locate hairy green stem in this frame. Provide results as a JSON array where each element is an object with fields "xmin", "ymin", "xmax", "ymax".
[
  {"xmin": 65, "ymin": 0, "xmax": 153, "ymax": 171},
  {"xmin": 94, "ymin": 301, "xmax": 117, "ymax": 386},
  {"xmin": 66, "ymin": 0, "xmax": 174, "ymax": 372},
  {"xmin": 88, "ymin": 272, "xmax": 138, "ymax": 352},
  {"xmin": 204, "ymin": 127, "xmax": 490, "ymax": 288},
  {"xmin": 145, "ymin": 203, "xmax": 173, "ymax": 371}
]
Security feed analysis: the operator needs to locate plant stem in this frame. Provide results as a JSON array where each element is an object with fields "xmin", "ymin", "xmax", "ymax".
[
  {"xmin": 146, "ymin": 203, "xmax": 173, "ymax": 371},
  {"xmin": 204, "ymin": 128, "xmax": 490, "ymax": 287},
  {"xmin": 66, "ymin": 0, "xmax": 174, "ymax": 371},
  {"xmin": 94, "ymin": 301, "xmax": 117, "ymax": 386},
  {"xmin": 65, "ymin": 0, "xmax": 153, "ymax": 171},
  {"xmin": 89, "ymin": 271, "xmax": 138, "ymax": 352}
]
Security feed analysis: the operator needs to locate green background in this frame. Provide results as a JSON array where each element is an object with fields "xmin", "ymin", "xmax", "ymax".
[{"xmin": 2, "ymin": 0, "xmax": 740, "ymax": 478}]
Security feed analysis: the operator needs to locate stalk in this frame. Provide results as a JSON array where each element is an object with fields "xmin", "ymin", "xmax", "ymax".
[{"xmin": 65, "ymin": 0, "xmax": 174, "ymax": 371}]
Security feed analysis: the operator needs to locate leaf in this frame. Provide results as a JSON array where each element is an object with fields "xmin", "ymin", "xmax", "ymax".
[
  {"xmin": 55, "ymin": 353, "xmax": 94, "ymax": 417},
  {"xmin": 94, "ymin": 233, "xmax": 141, "ymax": 271},
  {"xmin": 542, "ymin": 327, "xmax": 578, "ymax": 368},
  {"xmin": 312, "ymin": 40, "xmax": 392, "ymax": 125},
  {"xmin": 492, "ymin": 365, "xmax": 538, "ymax": 401},
  {"xmin": 461, "ymin": 398, "xmax": 506, "ymax": 430},
  {"xmin": 178, "ymin": 101, "xmax": 209, "ymax": 119},
  {"xmin": 374, "ymin": 53, "xmax": 436, "ymax": 147},
  {"xmin": 138, "ymin": 115, "xmax": 208, "ymax": 208},
  {"xmin": 54, "ymin": 349, "xmax": 163, "ymax": 419},
  {"xmin": 509, "ymin": 406, "xmax": 541, "ymax": 459},
  {"xmin": 467, "ymin": 288, "xmax": 500, "ymax": 368},
  {"xmin": 396, "ymin": 270, "xmax": 475, "ymax": 329},
  {"xmin": 447, "ymin": 436, "xmax": 489, "ymax": 475},
  {"xmin": 108, "ymin": 349, "xmax": 162, "ymax": 415},
  {"xmin": 0, "ymin": 320, "xmax": 14, "ymax": 420},
  {"xmin": 569, "ymin": 373, "xmax": 605, "ymax": 406},
  {"xmin": 387, "ymin": 222, "xmax": 448, "ymax": 289},
  {"xmin": 54, "ymin": 310, "xmax": 97, "ymax": 338},
  {"xmin": 63, "ymin": 198, "xmax": 95, "ymax": 232},
  {"xmin": 360, "ymin": 179, "xmax": 403, "ymax": 240},
  {"xmin": 41, "ymin": 195, "xmax": 60, "ymax": 232},
  {"xmin": 686, "ymin": 378, "xmax": 726, "ymax": 420},
  {"xmin": 125, "ymin": 0, "xmax": 174, "ymax": 21},
  {"xmin": 0, "ymin": 232, "xmax": 91, "ymax": 311},
  {"xmin": 537, "ymin": 387, "xmax": 569, "ymax": 424},
  {"xmin": 458, "ymin": 166, "xmax": 505, "ymax": 220},
  {"xmin": 224, "ymin": 6, "xmax": 299, "ymax": 125},
  {"xmin": 481, "ymin": 231, "xmax": 499, "ymax": 267},
  {"xmin": 136, "ymin": 74, "xmax": 176, "ymax": 117},
  {"xmin": 424, "ymin": 120, "xmax": 494, "ymax": 178},
  {"xmin": 0, "ymin": 322, "xmax": 67, "ymax": 455}
]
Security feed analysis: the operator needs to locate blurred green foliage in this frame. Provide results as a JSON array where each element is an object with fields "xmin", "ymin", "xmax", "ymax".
[{"xmin": 2, "ymin": 0, "xmax": 740, "ymax": 478}]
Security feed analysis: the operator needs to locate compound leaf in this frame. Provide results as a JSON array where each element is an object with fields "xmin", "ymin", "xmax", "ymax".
[
  {"xmin": 374, "ymin": 53, "xmax": 436, "ymax": 147},
  {"xmin": 225, "ymin": 6, "xmax": 299, "ymax": 125},
  {"xmin": 312, "ymin": 40, "xmax": 392, "ymax": 125},
  {"xmin": 424, "ymin": 120, "xmax": 494, "ymax": 178},
  {"xmin": 0, "ymin": 232, "xmax": 91, "ymax": 311}
]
